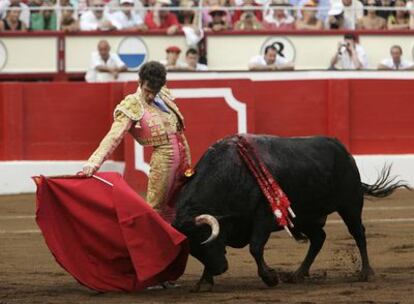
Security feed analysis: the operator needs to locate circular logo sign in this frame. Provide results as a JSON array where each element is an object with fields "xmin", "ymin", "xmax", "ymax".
[
  {"xmin": 0, "ymin": 40, "xmax": 7, "ymax": 72},
  {"xmin": 260, "ymin": 37, "xmax": 296, "ymax": 63},
  {"xmin": 117, "ymin": 37, "xmax": 148, "ymax": 71}
]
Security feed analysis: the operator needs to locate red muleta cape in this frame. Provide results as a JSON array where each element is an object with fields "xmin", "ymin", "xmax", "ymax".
[{"xmin": 33, "ymin": 172, "xmax": 189, "ymax": 292}]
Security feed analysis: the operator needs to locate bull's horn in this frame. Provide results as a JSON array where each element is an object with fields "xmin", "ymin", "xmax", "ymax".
[{"xmin": 195, "ymin": 214, "xmax": 220, "ymax": 245}]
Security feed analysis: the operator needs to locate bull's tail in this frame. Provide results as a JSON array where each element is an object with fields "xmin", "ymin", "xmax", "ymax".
[{"xmin": 361, "ymin": 165, "xmax": 410, "ymax": 198}]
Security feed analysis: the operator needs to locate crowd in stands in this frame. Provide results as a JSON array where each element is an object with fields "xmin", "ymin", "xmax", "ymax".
[
  {"xmin": 1, "ymin": 0, "xmax": 414, "ymax": 32},
  {"xmin": 84, "ymin": 34, "xmax": 413, "ymax": 82}
]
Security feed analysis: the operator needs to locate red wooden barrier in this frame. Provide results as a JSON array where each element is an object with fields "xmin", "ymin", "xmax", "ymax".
[{"xmin": 1, "ymin": 79, "xmax": 414, "ymax": 164}]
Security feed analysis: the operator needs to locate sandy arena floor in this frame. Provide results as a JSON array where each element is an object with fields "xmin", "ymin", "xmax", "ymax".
[{"xmin": 0, "ymin": 191, "xmax": 413, "ymax": 304}]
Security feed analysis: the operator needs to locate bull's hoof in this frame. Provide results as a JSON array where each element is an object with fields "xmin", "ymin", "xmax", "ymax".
[
  {"xmin": 359, "ymin": 267, "xmax": 375, "ymax": 282},
  {"xmin": 260, "ymin": 269, "xmax": 279, "ymax": 287},
  {"xmin": 191, "ymin": 282, "xmax": 214, "ymax": 292}
]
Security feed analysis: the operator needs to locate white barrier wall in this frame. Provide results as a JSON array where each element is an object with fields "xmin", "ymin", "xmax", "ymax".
[
  {"xmin": 0, "ymin": 37, "xmax": 58, "ymax": 73},
  {"xmin": 1, "ymin": 33, "xmax": 414, "ymax": 73},
  {"xmin": 207, "ymin": 34, "xmax": 414, "ymax": 70},
  {"xmin": 1, "ymin": 156, "xmax": 413, "ymax": 195},
  {"xmin": 65, "ymin": 35, "xmax": 188, "ymax": 72}
]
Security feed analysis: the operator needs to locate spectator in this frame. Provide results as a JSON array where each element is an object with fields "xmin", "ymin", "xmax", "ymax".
[
  {"xmin": 184, "ymin": 48, "xmax": 209, "ymax": 71},
  {"xmin": 234, "ymin": 11, "xmax": 263, "ymax": 29},
  {"xmin": 329, "ymin": 33, "xmax": 368, "ymax": 70},
  {"xmin": 30, "ymin": 0, "xmax": 57, "ymax": 30},
  {"xmin": 110, "ymin": 0, "xmax": 147, "ymax": 30},
  {"xmin": 378, "ymin": 45, "xmax": 414, "ymax": 70},
  {"xmin": 85, "ymin": 40, "xmax": 127, "ymax": 82},
  {"xmin": 340, "ymin": 0, "xmax": 364, "ymax": 29},
  {"xmin": 326, "ymin": 2, "xmax": 346, "ymax": 29},
  {"xmin": 408, "ymin": 1, "xmax": 414, "ymax": 29},
  {"xmin": 295, "ymin": 0, "xmax": 324, "ymax": 29},
  {"xmin": 377, "ymin": 0, "xmax": 393, "ymax": 20},
  {"xmin": 178, "ymin": 0, "xmax": 198, "ymax": 27},
  {"xmin": 263, "ymin": 1, "xmax": 295, "ymax": 30},
  {"xmin": 204, "ymin": 6, "xmax": 229, "ymax": 31},
  {"xmin": 356, "ymin": 0, "xmax": 386, "ymax": 29},
  {"xmin": 289, "ymin": 0, "xmax": 331, "ymax": 22},
  {"xmin": 177, "ymin": 0, "xmax": 203, "ymax": 47},
  {"xmin": 0, "ymin": 0, "xmax": 30, "ymax": 27},
  {"xmin": 160, "ymin": 45, "xmax": 187, "ymax": 70},
  {"xmin": 387, "ymin": 0, "xmax": 409, "ymax": 29},
  {"xmin": 0, "ymin": 3, "xmax": 27, "ymax": 30},
  {"xmin": 144, "ymin": 0, "xmax": 180, "ymax": 34},
  {"xmin": 60, "ymin": 5, "xmax": 80, "ymax": 32},
  {"xmin": 105, "ymin": 0, "xmax": 143, "ymax": 16},
  {"xmin": 248, "ymin": 45, "xmax": 294, "ymax": 71},
  {"xmin": 232, "ymin": 0, "xmax": 263, "ymax": 25},
  {"xmin": 202, "ymin": 0, "xmax": 232, "ymax": 28},
  {"xmin": 80, "ymin": 0, "xmax": 116, "ymax": 31}
]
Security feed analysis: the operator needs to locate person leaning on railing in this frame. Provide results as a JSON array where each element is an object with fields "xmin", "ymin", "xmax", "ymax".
[
  {"xmin": 356, "ymin": 0, "xmax": 386, "ymax": 30},
  {"xmin": 377, "ymin": 45, "xmax": 414, "ymax": 70},
  {"xmin": 30, "ymin": 0, "xmax": 57, "ymax": 31},
  {"xmin": 387, "ymin": 0, "xmax": 410, "ymax": 29},
  {"xmin": 0, "ymin": 0, "xmax": 30, "ymax": 28},
  {"xmin": 249, "ymin": 44, "xmax": 294, "ymax": 71},
  {"xmin": 110, "ymin": 0, "xmax": 147, "ymax": 30},
  {"xmin": 144, "ymin": 0, "xmax": 180, "ymax": 34},
  {"xmin": 60, "ymin": 4, "xmax": 80, "ymax": 32},
  {"xmin": 232, "ymin": 0, "xmax": 263, "ymax": 25},
  {"xmin": 295, "ymin": 0, "xmax": 323, "ymax": 30},
  {"xmin": 0, "ymin": 4, "xmax": 27, "ymax": 31},
  {"xmin": 326, "ymin": 2, "xmax": 346, "ymax": 29},
  {"xmin": 201, "ymin": 0, "xmax": 232, "ymax": 29},
  {"xmin": 408, "ymin": 1, "xmax": 414, "ymax": 28},
  {"xmin": 262, "ymin": 1, "xmax": 295, "ymax": 30},
  {"xmin": 203, "ymin": 5, "xmax": 230, "ymax": 31},
  {"xmin": 341, "ymin": 0, "xmax": 364, "ymax": 29},
  {"xmin": 184, "ymin": 48, "xmax": 208, "ymax": 71},
  {"xmin": 80, "ymin": 0, "xmax": 116, "ymax": 30},
  {"xmin": 234, "ymin": 11, "xmax": 263, "ymax": 29},
  {"xmin": 85, "ymin": 40, "xmax": 128, "ymax": 82},
  {"xmin": 160, "ymin": 45, "xmax": 187, "ymax": 70}
]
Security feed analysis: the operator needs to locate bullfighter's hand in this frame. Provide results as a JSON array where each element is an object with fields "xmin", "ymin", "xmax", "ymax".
[{"xmin": 82, "ymin": 164, "xmax": 97, "ymax": 177}]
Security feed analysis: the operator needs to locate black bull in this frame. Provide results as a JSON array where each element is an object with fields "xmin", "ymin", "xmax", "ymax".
[{"xmin": 173, "ymin": 135, "xmax": 408, "ymax": 291}]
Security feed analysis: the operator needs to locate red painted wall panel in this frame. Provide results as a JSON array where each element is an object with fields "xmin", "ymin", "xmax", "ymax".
[
  {"xmin": 253, "ymin": 80, "xmax": 329, "ymax": 137},
  {"xmin": 349, "ymin": 80, "xmax": 414, "ymax": 154},
  {"xmin": 1, "ymin": 79, "xmax": 414, "ymax": 163},
  {"xmin": 0, "ymin": 82, "xmax": 125, "ymax": 161},
  {"xmin": 0, "ymin": 86, "xmax": 4, "ymax": 160}
]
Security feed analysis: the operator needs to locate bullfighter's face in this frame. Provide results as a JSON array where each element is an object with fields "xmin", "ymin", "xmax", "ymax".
[{"xmin": 140, "ymin": 81, "xmax": 160, "ymax": 104}]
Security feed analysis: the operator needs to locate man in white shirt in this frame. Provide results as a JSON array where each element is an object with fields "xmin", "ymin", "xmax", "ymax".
[
  {"xmin": 330, "ymin": 33, "xmax": 368, "ymax": 70},
  {"xmin": 184, "ymin": 48, "xmax": 209, "ymax": 71},
  {"xmin": 0, "ymin": 0, "xmax": 29, "ymax": 27},
  {"xmin": 248, "ymin": 45, "xmax": 294, "ymax": 71},
  {"xmin": 110, "ymin": 0, "xmax": 146, "ymax": 30},
  {"xmin": 85, "ymin": 40, "xmax": 128, "ymax": 82},
  {"xmin": 378, "ymin": 45, "xmax": 414, "ymax": 70},
  {"xmin": 80, "ymin": 0, "xmax": 115, "ymax": 31},
  {"xmin": 342, "ymin": 0, "xmax": 363, "ymax": 29}
]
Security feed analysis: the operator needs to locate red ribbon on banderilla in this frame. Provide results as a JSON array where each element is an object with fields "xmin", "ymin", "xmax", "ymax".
[{"xmin": 236, "ymin": 135, "xmax": 296, "ymax": 237}]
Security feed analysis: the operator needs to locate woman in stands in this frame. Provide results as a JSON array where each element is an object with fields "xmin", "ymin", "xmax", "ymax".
[
  {"xmin": 0, "ymin": 4, "xmax": 27, "ymax": 31},
  {"xmin": 356, "ymin": 0, "xmax": 386, "ymax": 29},
  {"xmin": 295, "ymin": 1, "xmax": 323, "ymax": 30},
  {"xmin": 387, "ymin": 0, "xmax": 410, "ymax": 29}
]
